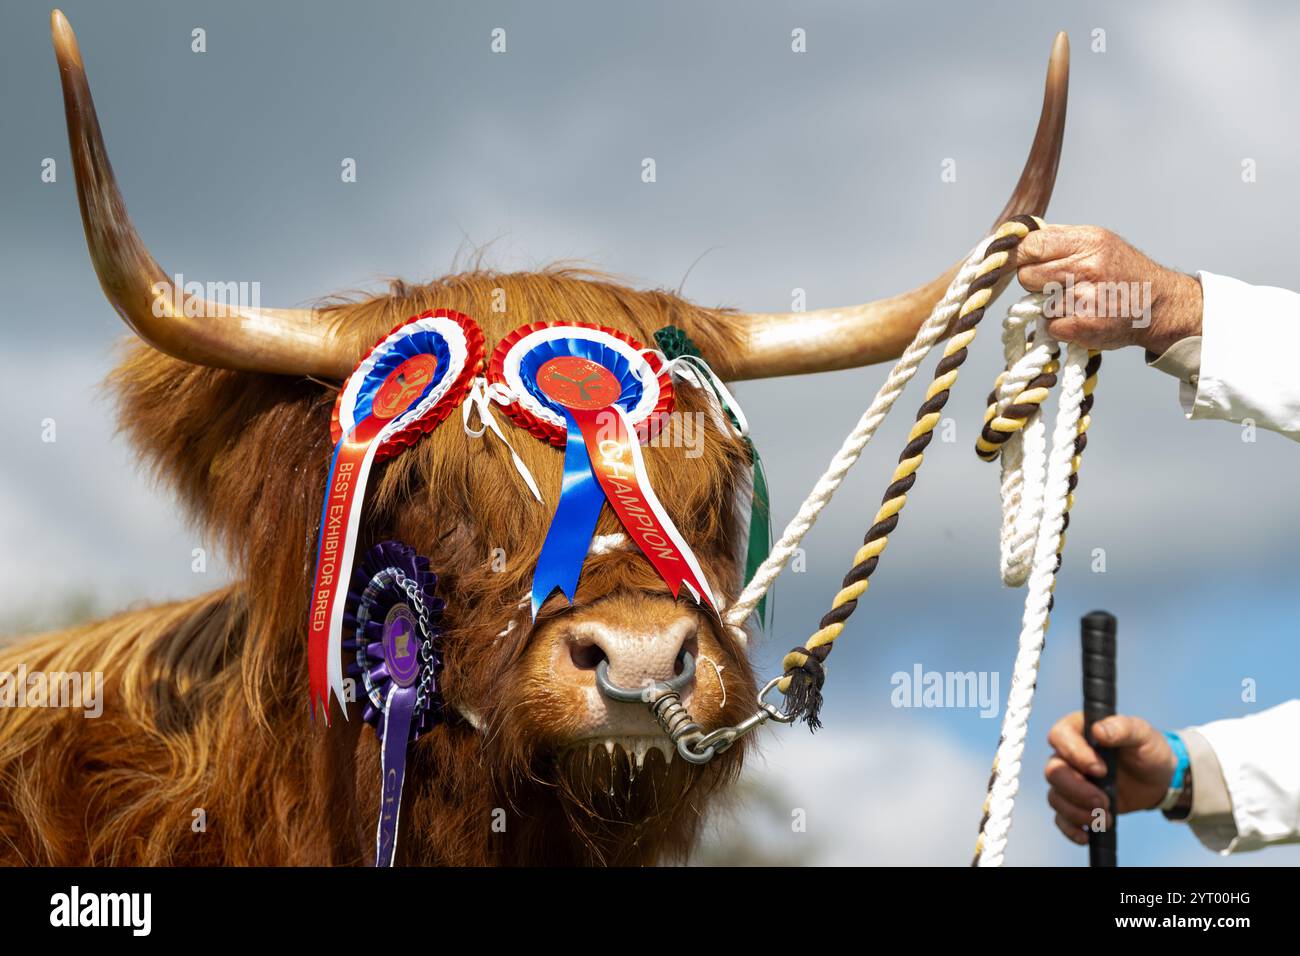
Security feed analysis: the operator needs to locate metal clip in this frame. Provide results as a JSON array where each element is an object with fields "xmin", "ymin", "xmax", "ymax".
[{"xmin": 688, "ymin": 677, "xmax": 796, "ymax": 757}]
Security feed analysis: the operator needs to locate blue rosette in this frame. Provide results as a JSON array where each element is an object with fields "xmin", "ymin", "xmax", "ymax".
[
  {"xmin": 329, "ymin": 308, "xmax": 485, "ymax": 462},
  {"xmin": 311, "ymin": 310, "xmax": 480, "ymax": 719},
  {"xmin": 488, "ymin": 321, "xmax": 674, "ymax": 448},
  {"xmin": 515, "ymin": 336, "xmax": 645, "ymax": 419},
  {"xmin": 351, "ymin": 329, "xmax": 452, "ymax": 427}
]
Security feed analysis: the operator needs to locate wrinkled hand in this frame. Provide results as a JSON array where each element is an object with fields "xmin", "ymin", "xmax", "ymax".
[
  {"xmin": 1012, "ymin": 225, "xmax": 1203, "ymax": 354},
  {"xmin": 1044, "ymin": 712, "xmax": 1176, "ymax": 844}
]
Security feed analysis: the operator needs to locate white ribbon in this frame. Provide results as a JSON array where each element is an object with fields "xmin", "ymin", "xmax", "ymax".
[
  {"xmin": 462, "ymin": 378, "xmax": 543, "ymax": 502},
  {"xmin": 640, "ymin": 348, "xmax": 749, "ymax": 439}
]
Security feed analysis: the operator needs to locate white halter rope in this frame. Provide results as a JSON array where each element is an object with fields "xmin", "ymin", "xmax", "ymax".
[
  {"xmin": 706, "ymin": 217, "xmax": 1101, "ymax": 865},
  {"xmin": 721, "ymin": 229, "xmax": 1005, "ymax": 631},
  {"xmin": 971, "ymin": 296, "xmax": 1099, "ymax": 866}
]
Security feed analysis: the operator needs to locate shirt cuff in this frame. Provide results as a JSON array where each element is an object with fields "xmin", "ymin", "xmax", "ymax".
[
  {"xmin": 1145, "ymin": 337, "xmax": 1203, "ymax": 414},
  {"xmin": 1183, "ymin": 701, "xmax": 1300, "ymax": 854},
  {"xmin": 1176, "ymin": 728, "xmax": 1237, "ymax": 853}
]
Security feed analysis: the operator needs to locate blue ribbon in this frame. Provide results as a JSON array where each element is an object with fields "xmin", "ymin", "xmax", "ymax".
[{"xmin": 531, "ymin": 409, "xmax": 606, "ymax": 617}]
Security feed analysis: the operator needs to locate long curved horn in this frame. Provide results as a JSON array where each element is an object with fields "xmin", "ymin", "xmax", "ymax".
[
  {"xmin": 723, "ymin": 32, "xmax": 1070, "ymax": 381},
  {"xmin": 51, "ymin": 9, "xmax": 355, "ymax": 378}
]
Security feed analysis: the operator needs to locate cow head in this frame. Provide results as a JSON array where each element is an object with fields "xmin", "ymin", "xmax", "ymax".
[{"xmin": 50, "ymin": 11, "xmax": 1067, "ymax": 863}]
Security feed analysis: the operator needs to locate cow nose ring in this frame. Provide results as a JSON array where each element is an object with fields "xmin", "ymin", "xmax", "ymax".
[
  {"xmin": 594, "ymin": 651, "xmax": 697, "ymax": 703},
  {"xmin": 594, "ymin": 654, "xmax": 795, "ymax": 765},
  {"xmin": 595, "ymin": 652, "xmax": 717, "ymax": 764}
]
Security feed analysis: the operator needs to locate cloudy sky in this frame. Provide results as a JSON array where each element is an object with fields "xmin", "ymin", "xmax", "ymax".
[{"xmin": 3, "ymin": 0, "xmax": 1299, "ymax": 865}]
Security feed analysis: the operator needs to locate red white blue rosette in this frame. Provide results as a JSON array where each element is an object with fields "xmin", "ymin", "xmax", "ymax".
[
  {"xmin": 488, "ymin": 322, "xmax": 716, "ymax": 617},
  {"xmin": 308, "ymin": 310, "xmax": 483, "ymax": 721},
  {"xmin": 331, "ymin": 310, "xmax": 484, "ymax": 460},
  {"xmin": 488, "ymin": 322, "xmax": 673, "ymax": 448}
]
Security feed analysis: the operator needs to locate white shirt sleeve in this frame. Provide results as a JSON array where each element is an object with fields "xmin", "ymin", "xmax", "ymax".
[
  {"xmin": 1184, "ymin": 700, "xmax": 1300, "ymax": 854},
  {"xmin": 1180, "ymin": 271, "xmax": 1300, "ymax": 441}
]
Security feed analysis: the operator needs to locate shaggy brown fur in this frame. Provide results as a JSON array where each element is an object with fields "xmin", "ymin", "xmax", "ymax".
[{"xmin": 0, "ymin": 269, "xmax": 760, "ymax": 866}]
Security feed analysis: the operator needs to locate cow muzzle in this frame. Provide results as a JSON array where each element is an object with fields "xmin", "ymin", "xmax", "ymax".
[
  {"xmin": 594, "ymin": 652, "xmax": 715, "ymax": 764},
  {"xmin": 545, "ymin": 609, "xmax": 713, "ymax": 758}
]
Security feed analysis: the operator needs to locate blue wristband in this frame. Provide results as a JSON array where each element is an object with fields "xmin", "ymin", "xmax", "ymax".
[{"xmin": 1164, "ymin": 731, "xmax": 1190, "ymax": 790}]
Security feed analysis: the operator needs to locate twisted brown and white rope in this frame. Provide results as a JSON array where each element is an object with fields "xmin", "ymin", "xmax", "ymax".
[
  {"xmin": 712, "ymin": 217, "xmax": 1104, "ymax": 866},
  {"xmin": 774, "ymin": 216, "xmax": 1044, "ymax": 726},
  {"xmin": 721, "ymin": 231, "xmax": 1011, "ymax": 636}
]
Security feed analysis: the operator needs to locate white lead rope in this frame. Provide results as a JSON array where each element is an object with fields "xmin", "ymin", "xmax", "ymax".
[
  {"xmin": 997, "ymin": 295, "xmax": 1057, "ymax": 587},
  {"xmin": 723, "ymin": 234, "xmax": 999, "ymax": 632},
  {"xmin": 703, "ymin": 239, "xmax": 1091, "ymax": 865},
  {"xmin": 976, "ymin": 294, "xmax": 1091, "ymax": 867}
]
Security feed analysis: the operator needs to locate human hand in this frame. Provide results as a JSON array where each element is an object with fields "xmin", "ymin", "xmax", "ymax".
[
  {"xmin": 1044, "ymin": 711, "xmax": 1178, "ymax": 844},
  {"xmin": 1013, "ymin": 224, "xmax": 1203, "ymax": 354}
]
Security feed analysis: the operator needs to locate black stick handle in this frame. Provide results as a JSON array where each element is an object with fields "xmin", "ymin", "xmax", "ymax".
[{"xmin": 1081, "ymin": 610, "xmax": 1118, "ymax": 867}]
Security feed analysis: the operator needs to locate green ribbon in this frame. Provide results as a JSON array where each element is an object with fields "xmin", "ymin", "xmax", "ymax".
[
  {"xmin": 745, "ymin": 450, "xmax": 772, "ymax": 628},
  {"xmin": 654, "ymin": 326, "xmax": 772, "ymax": 628}
]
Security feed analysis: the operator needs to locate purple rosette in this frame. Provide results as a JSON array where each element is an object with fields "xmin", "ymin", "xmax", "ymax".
[{"xmin": 342, "ymin": 540, "xmax": 444, "ymax": 866}]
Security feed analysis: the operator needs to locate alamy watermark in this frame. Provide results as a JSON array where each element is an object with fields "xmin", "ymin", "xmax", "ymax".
[
  {"xmin": 0, "ymin": 665, "xmax": 103, "ymax": 718},
  {"xmin": 891, "ymin": 664, "xmax": 999, "ymax": 718},
  {"xmin": 151, "ymin": 273, "xmax": 261, "ymax": 318},
  {"xmin": 50, "ymin": 886, "xmax": 150, "ymax": 936},
  {"xmin": 580, "ymin": 409, "xmax": 710, "ymax": 459},
  {"xmin": 1043, "ymin": 276, "xmax": 1153, "ymax": 328}
]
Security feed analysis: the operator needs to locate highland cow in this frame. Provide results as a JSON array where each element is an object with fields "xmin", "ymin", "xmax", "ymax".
[{"xmin": 0, "ymin": 12, "xmax": 1067, "ymax": 866}]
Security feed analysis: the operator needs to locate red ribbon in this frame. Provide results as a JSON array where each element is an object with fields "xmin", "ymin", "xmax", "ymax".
[
  {"xmin": 568, "ymin": 405, "xmax": 716, "ymax": 609},
  {"xmin": 307, "ymin": 416, "xmax": 386, "ymax": 721}
]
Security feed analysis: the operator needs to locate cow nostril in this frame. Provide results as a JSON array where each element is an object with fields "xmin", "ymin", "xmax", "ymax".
[
  {"xmin": 673, "ymin": 635, "xmax": 699, "ymax": 677},
  {"xmin": 569, "ymin": 642, "xmax": 607, "ymax": 671}
]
